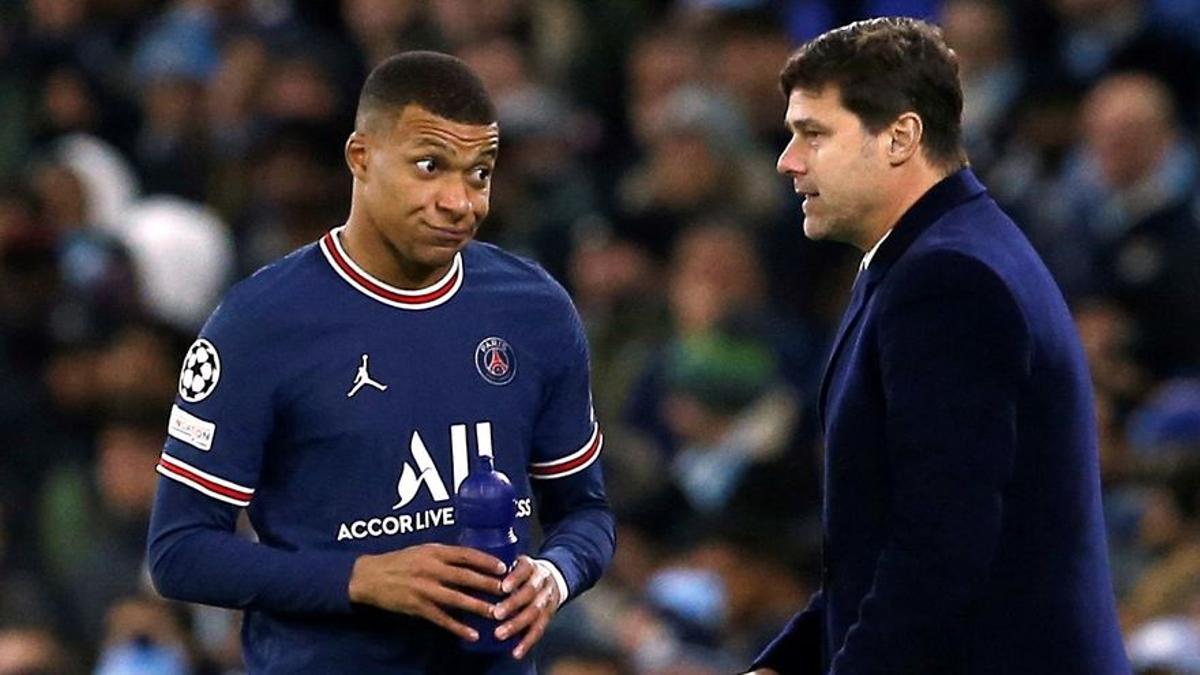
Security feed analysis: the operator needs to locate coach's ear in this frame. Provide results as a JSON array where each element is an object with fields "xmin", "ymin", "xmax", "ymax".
[
  {"xmin": 886, "ymin": 112, "xmax": 923, "ymax": 166},
  {"xmin": 346, "ymin": 132, "xmax": 369, "ymax": 180}
]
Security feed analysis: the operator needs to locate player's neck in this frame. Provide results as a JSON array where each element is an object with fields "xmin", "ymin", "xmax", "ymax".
[{"xmin": 339, "ymin": 220, "xmax": 452, "ymax": 290}]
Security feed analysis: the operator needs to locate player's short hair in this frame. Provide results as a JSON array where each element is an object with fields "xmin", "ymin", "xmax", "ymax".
[
  {"xmin": 355, "ymin": 51, "xmax": 496, "ymax": 129},
  {"xmin": 780, "ymin": 17, "xmax": 967, "ymax": 170}
]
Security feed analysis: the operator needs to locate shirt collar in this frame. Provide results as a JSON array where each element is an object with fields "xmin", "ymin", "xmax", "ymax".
[
  {"xmin": 319, "ymin": 226, "xmax": 464, "ymax": 310},
  {"xmin": 860, "ymin": 229, "xmax": 893, "ymax": 272},
  {"xmin": 860, "ymin": 168, "xmax": 987, "ymax": 282}
]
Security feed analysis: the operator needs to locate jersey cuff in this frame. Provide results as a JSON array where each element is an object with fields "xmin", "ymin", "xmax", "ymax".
[
  {"xmin": 529, "ymin": 424, "xmax": 603, "ymax": 480},
  {"xmin": 156, "ymin": 452, "xmax": 255, "ymax": 507},
  {"xmin": 532, "ymin": 558, "xmax": 569, "ymax": 607}
]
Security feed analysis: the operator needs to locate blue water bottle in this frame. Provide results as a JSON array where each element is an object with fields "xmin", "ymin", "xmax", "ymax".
[{"xmin": 455, "ymin": 453, "xmax": 519, "ymax": 653}]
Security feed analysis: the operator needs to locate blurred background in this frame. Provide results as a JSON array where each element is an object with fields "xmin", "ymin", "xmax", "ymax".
[{"xmin": 2, "ymin": 0, "xmax": 1200, "ymax": 673}]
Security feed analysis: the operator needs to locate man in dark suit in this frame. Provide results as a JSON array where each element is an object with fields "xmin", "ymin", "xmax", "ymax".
[{"xmin": 748, "ymin": 17, "xmax": 1130, "ymax": 674}]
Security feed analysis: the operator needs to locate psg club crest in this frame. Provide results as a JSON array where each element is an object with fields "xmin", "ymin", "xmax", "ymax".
[
  {"xmin": 178, "ymin": 338, "xmax": 221, "ymax": 403},
  {"xmin": 475, "ymin": 336, "xmax": 516, "ymax": 386}
]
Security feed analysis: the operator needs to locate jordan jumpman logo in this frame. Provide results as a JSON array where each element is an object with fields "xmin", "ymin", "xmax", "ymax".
[{"xmin": 347, "ymin": 354, "xmax": 388, "ymax": 398}]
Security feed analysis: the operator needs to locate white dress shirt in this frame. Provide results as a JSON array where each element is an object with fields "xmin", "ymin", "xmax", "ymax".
[{"xmin": 860, "ymin": 229, "xmax": 894, "ymax": 273}]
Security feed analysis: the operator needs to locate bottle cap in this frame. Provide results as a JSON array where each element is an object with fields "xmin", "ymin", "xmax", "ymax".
[{"xmin": 456, "ymin": 456, "xmax": 517, "ymax": 527}]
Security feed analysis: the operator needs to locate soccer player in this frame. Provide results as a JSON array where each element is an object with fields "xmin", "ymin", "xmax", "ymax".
[
  {"xmin": 748, "ymin": 18, "xmax": 1129, "ymax": 675},
  {"xmin": 148, "ymin": 52, "xmax": 615, "ymax": 673}
]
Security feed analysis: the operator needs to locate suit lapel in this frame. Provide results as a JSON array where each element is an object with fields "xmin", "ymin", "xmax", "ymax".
[
  {"xmin": 817, "ymin": 271, "xmax": 873, "ymax": 429},
  {"xmin": 813, "ymin": 169, "xmax": 989, "ymax": 430}
]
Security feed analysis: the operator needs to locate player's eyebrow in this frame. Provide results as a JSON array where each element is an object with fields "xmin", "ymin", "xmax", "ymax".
[
  {"xmin": 410, "ymin": 136, "xmax": 498, "ymax": 159},
  {"xmin": 410, "ymin": 137, "xmax": 452, "ymax": 152}
]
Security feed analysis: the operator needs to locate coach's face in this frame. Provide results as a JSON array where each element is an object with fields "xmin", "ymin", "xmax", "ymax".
[
  {"xmin": 777, "ymin": 86, "xmax": 891, "ymax": 249},
  {"xmin": 352, "ymin": 105, "xmax": 498, "ymax": 276}
]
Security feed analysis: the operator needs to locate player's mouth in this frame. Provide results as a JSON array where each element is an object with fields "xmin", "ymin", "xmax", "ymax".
[
  {"xmin": 799, "ymin": 190, "xmax": 819, "ymax": 212},
  {"xmin": 426, "ymin": 225, "xmax": 473, "ymax": 247}
]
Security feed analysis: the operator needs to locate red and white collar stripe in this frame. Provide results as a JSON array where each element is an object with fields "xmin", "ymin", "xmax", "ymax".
[
  {"xmin": 319, "ymin": 227, "xmax": 463, "ymax": 310},
  {"xmin": 530, "ymin": 424, "xmax": 604, "ymax": 480},
  {"xmin": 157, "ymin": 453, "xmax": 255, "ymax": 507}
]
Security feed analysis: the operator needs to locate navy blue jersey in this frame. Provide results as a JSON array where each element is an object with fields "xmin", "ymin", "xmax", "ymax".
[{"xmin": 148, "ymin": 227, "xmax": 615, "ymax": 674}]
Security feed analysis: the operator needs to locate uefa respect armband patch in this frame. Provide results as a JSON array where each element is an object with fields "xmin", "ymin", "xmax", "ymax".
[{"xmin": 168, "ymin": 404, "xmax": 216, "ymax": 451}]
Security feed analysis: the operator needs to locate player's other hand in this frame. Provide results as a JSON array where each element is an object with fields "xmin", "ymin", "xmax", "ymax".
[
  {"xmin": 348, "ymin": 543, "xmax": 506, "ymax": 641},
  {"xmin": 492, "ymin": 555, "xmax": 561, "ymax": 660}
]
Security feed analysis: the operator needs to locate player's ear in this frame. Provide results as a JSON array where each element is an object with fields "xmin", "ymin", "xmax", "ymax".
[
  {"xmin": 346, "ymin": 131, "xmax": 368, "ymax": 180},
  {"xmin": 886, "ymin": 112, "xmax": 922, "ymax": 166}
]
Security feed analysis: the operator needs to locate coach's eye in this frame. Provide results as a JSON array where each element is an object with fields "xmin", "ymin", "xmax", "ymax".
[{"xmin": 415, "ymin": 158, "xmax": 437, "ymax": 174}]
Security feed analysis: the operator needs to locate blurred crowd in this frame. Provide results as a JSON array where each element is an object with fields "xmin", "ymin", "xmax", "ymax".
[{"xmin": 2, "ymin": 0, "xmax": 1200, "ymax": 673}]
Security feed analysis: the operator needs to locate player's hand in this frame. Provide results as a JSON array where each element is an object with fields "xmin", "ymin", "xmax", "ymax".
[
  {"xmin": 745, "ymin": 670, "xmax": 780, "ymax": 675},
  {"xmin": 492, "ymin": 555, "xmax": 561, "ymax": 659},
  {"xmin": 348, "ymin": 543, "xmax": 507, "ymax": 642}
]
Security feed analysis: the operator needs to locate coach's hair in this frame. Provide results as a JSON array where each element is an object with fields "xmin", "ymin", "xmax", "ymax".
[
  {"xmin": 356, "ymin": 51, "xmax": 496, "ymax": 128},
  {"xmin": 780, "ymin": 17, "xmax": 967, "ymax": 170}
]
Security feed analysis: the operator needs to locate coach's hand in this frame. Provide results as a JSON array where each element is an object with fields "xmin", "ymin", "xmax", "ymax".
[
  {"xmin": 348, "ymin": 543, "xmax": 507, "ymax": 642},
  {"xmin": 492, "ymin": 555, "xmax": 561, "ymax": 659}
]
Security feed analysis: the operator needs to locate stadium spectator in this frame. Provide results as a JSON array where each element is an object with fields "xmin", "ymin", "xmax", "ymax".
[
  {"xmin": 625, "ymin": 223, "xmax": 821, "ymax": 469},
  {"xmin": 38, "ymin": 407, "xmax": 165, "ymax": 643},
  {"xmin": 704, "ymin": 10, "xmax": 798, "ymax": 149},
  {"xmin": 1040, "ymin": 73, "xmax": 1200, "ymax": 377},
  {"xmin": 1120, "ymin": 465, "xmax": 1200, "ymax": 632},
  {"xmin": 0, "ymin": 625, "xmax": 79, "ymax": 675},
  {"xmin": 1048, "ymin": 0, "xmax": 1200, "ymax": 125},
  {"xmin": 940, "ymin": 0, "xmax": 1025, "ymax": 173},
  {"xmin": 94, "ymin": 596, "xmax": 194, "ymax": 675},
  {"xmin": 616, "ymin": 86, "xmax": 782, "ymax": 258}
]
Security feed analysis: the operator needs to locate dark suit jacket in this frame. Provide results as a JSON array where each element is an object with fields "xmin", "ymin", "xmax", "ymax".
[{"xmin": 752, "ymin": 170, "xmax": 1130, "ymax": 674}]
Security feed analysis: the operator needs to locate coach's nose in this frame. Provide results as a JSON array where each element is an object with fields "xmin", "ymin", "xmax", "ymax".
[{"xmin": 777, "ymin": 136, "xmax": 808, "ymax": 177}]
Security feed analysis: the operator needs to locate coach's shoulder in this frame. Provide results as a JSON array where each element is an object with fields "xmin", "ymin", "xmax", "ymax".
[{"xmin": 882, "ymin": 247, "xmax": 1020, "ymax": 312}]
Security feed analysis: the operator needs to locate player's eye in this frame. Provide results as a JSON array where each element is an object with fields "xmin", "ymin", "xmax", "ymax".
[
  {"xmin": 469, "ymin": 166, "xmax": 492, "ymax": 185},
  {"xmin": 415, "ymin": 158, "xmax": 437, "ymax": 175}
]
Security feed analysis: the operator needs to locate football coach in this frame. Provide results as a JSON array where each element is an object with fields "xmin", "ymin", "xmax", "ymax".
[{"xmin": 748, "ymin": 17, "xmax": 1131, "ymax": 675}]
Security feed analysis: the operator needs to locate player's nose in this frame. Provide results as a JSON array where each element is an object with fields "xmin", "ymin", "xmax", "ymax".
[{"xmin": 435, "ymin": 177, "xmax": 472, "ymax": 221}]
